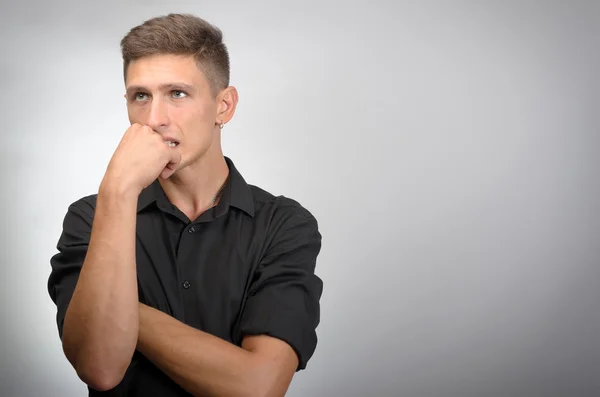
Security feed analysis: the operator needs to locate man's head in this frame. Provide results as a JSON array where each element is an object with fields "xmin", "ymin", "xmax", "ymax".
[
  {"xmin": 120, "ymin": 14, "xmax": 238, "ymax": 173},
  {"xmin": 121, "ymin": 13, "xmax": 230, "ymax": 97}
]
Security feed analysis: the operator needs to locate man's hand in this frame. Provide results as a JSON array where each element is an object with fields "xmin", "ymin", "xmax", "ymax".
[{"xmin": 102, "ymin": 123, "xmax": 181, "ymax": 196}]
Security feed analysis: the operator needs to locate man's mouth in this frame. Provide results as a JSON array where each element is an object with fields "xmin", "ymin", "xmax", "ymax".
[{"xmin": 166, "ymin": 141, "xmax": 179, "ymax": 147}]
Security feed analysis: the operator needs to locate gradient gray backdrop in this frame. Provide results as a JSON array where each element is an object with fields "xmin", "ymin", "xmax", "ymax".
[{"xmin": 1, "ymin": 1, "xmax": 599, "ymax": 396}]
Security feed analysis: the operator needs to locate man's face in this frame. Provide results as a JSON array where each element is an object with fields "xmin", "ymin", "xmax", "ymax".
[{"xmin": 125, "ymin": 54, "xmax": 222, "ymax": 171}]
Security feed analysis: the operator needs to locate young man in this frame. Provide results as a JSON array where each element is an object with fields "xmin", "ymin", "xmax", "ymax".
[{"xmin": 47, "ymin": 13, "xmax": 323, "ymax": 397}]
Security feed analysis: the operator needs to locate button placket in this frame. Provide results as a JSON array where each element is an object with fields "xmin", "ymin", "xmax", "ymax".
[{"xmin": 181, "ymin": 224, "xmax": 197, "ymax": 291}]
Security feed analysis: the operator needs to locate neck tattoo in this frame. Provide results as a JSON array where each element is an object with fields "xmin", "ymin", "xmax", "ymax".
[{"xmin": 209, "ymin": 176, "xmax": 229, "ymax": 208}]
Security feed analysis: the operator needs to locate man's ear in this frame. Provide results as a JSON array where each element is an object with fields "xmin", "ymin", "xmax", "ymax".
[{"xmin": 217, "ymin": 86, "xmax": 239, "ymax": 125}]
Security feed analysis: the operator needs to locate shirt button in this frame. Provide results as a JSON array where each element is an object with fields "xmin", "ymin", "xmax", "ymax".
[
  {"xmin": 182, "ymin": 281, "xmax": 191, "ymax": 289},
  {"xmin": 188, "ymin": 226, "xmax": 196, "ymax": 233}
]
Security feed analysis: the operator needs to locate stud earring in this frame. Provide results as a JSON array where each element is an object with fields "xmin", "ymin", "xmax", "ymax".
[{"xmin": 219, "ymin": 123, "xmax": 224, "ymax": 129}]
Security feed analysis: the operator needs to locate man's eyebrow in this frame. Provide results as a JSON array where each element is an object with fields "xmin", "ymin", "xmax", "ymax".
[{"xmin": 125, "ymin": 83, "xmax": 195, "ymax": 95}]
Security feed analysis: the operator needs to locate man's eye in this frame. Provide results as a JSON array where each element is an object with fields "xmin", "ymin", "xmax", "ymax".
[
  {"xmin": 172, "ymin": 90, "xmax": 187, "ymax": 98},
  {"xmin": 134, "ymin": 93, "xmax": 149, "ymax": 101}
]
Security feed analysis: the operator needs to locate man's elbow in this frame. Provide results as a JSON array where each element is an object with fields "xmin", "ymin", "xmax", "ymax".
[
  {"xmin": 241, "ymin": 383, "xmax": 287, "ymax": 397},
  {"xmin": 61, "ymin": 328, "xmax": 134, "ymax": 391},
  {"xmin": 62, "ymin": 343, "xmax": 128, "ymax": 391},
  {"xmin": 241, "ymin": 364, "xmax": 293, "ymax": 397},
  {"xmin": 236, "ymin": 385, "xmax": 271, "ymax": 397},
  {"xmin": 76, "ymin": 364, "xmax": 127, "ymax": 392}
]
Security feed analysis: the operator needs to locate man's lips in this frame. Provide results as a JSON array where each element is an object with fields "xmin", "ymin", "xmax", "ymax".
[{"xmin": 164, "ymin": 137, "xmax": 179, "ymax": 147}]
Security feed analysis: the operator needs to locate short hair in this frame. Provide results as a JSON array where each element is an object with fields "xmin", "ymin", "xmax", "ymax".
[{"xmin": 120, "ymin": 13, "xmax": 230, "ymax": 96}]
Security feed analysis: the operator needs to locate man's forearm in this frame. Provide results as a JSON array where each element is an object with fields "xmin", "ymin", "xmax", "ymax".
[
  {"xmin": 62, "ymin": 185, "xmax": 140, "ymax": 391},
  {"xmin": 137, "ymin": 303, "xmax": 281, "ymax": 397}
]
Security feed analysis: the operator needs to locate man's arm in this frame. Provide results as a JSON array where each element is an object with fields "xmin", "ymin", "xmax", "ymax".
[
  {"xmin": 60, "ymin": 187, "xmax": 140, "ymax": 391},
  {"xmin": 49, "ymin": 124, "xmax": 181, "ymax": 391},
  {"xmin": 137, "ymin": 303, "xmax": 298, "ymax": 397}
]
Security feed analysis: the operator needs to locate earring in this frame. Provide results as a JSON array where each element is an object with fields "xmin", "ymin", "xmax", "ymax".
[{"xmin": 219, "ymin": 123, "xmax": 224, "ymax": 129}]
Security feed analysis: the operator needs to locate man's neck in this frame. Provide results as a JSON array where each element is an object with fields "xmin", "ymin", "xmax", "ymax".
[{"xmin": 159, "ymin": 150, "xmax": 230, "ymax": 220}]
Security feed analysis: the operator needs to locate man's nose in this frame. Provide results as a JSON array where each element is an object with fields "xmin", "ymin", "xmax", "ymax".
[{"xmin": 146, "ymin": 98, "xmax": 170, "ymax": 130}]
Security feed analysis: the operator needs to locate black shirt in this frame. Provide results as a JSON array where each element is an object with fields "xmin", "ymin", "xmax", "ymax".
[{"xmin": 47, "ymin": 157, "xmax": 323, "ymax": 396}]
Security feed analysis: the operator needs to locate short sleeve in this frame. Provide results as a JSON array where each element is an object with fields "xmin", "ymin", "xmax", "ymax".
[
  {"xmin": 239, "ymin": 203, "xmax": 323, "ymax": 371},
  {"xmin": 47, "ymin": 200, "xmax": 94, "ymax": 340}
]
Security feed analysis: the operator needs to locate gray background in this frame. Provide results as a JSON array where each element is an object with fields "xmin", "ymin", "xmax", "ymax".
[{"xmin": 1, "ymin": 1, "xmax": 599, "ymax": 396}]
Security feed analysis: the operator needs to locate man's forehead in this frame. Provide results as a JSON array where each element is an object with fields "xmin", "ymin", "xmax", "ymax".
[{"xmin": 125, "ymin": 54, "xmax": 206, "ymax": 88}]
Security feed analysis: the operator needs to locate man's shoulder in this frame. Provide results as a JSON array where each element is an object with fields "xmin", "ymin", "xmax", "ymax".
[
  {"xmin": 65, "ymin": 185, "xmax": 317, "ymax": 222},
  {"xmin": 248, "ymin": 184, "xmax": 317, "ymax": 221},
  {"xmin": 65, "ymin": 193, "xmax": 99, "ymax": 220}
]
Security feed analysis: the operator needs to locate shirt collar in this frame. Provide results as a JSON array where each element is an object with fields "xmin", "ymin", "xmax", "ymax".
[{"xmin": 136, "ymin": 156, "xmax": 255, "ymax": 217}]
